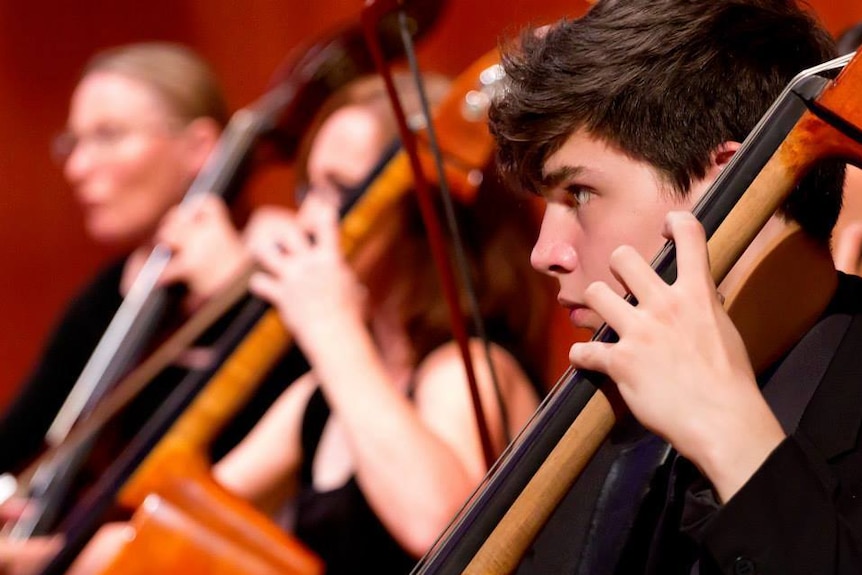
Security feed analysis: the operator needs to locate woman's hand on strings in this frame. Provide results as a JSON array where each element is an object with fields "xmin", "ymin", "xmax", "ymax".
[{"xmin": 247, "ymin": 193, "xmax": 368, "ymax": 353}]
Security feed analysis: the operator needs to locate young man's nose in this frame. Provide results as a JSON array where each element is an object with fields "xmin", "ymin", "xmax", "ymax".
[
  {"xmin": 531, "ymin": 230, "xmax": 578, "ymax": 275},
  {"xmin": 531, "ymin": 243, "xmax": 578, "ymax": 275}
]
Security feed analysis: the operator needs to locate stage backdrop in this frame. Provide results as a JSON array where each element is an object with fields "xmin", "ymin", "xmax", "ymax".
[{"xmin": 0, "ymin": 0, "xmax": 860, "ymax": 407}]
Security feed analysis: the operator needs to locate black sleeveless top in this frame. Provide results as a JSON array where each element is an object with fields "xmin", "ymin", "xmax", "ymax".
[{"xmin": 294, "ymin": 387, "xmax": 418, "ymax": 574}]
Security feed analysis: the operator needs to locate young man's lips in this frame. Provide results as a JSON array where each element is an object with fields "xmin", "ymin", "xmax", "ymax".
[
  {"xmin": 558, "ymin": 298, "xmax": 588, "ymax": 325},
  {"xmin": 568, "ymin": 305, "xmax": 587, "ymax": 322}
]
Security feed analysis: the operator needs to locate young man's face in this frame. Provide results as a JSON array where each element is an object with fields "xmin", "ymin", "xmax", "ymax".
[{"xmin": 531, "ymin": 129, "xmax": 713, "ymax": 332}]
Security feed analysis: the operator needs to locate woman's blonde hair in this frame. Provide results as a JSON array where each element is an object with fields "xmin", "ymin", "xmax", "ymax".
[{"xmin": 84, "ymin": 42, "xmax": 229, "ymax": 127}]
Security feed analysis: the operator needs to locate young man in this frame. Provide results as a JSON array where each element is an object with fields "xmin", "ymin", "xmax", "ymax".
[{"xmin": 489, "ymin": 0, "xmax": 862, "ymax": 573}]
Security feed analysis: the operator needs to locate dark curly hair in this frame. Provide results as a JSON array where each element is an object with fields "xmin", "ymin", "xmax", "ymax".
[{"xmin": 489, "ymin": 0, "xmax": 845, "ymax": 243}]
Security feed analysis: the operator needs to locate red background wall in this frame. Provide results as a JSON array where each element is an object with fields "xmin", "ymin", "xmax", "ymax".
[{"xmin": 0, "ymin": 0, "xmax": 860, "ymax": 406}]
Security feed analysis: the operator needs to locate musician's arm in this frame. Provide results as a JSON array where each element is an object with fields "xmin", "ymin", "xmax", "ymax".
[
  {"xmin": 212, "ymin": 374, "xmax": 314, "ymax": 516},
  {"xmin": 700, "ymin": 433, "xmax": 862, "ymax": 574}
]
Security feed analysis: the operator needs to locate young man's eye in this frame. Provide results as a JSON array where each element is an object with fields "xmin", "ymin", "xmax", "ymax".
[{"xmin": 565, "ymin": 185, "xmax": 593, "ymax": 208}]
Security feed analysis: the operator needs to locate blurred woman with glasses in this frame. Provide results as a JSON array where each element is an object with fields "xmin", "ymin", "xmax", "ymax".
[{"xmin": 0, "ymin": 42, "xmax": 281, "ymax": 485}]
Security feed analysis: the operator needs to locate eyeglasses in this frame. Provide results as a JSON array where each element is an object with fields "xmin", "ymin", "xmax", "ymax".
[{"xmin": 51, "ymin": 122, "xmax": 179, "ymax": 164}]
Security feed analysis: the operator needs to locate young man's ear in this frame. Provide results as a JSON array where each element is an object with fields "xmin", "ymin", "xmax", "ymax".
[
  {"xmin": 689, "ymin": 141, "xmax": 741, "ymax": 204},
  {"xmin": 710, "ymin": 141, "xmax": 741, "ymax": 174}
]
